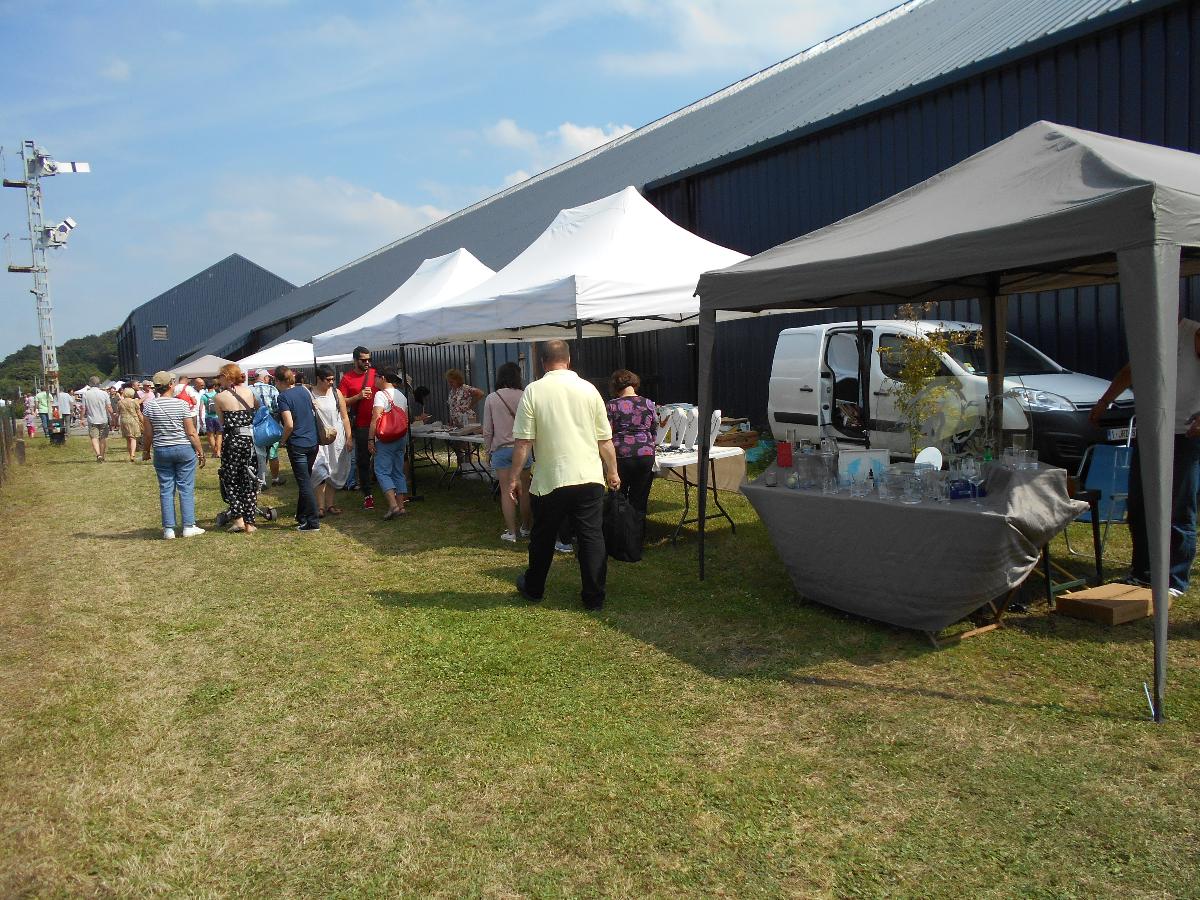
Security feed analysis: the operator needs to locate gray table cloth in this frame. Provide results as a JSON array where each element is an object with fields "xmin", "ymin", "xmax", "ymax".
[{"xmin": 742, "ymin": 464, "xmax": 1089, "ymax": 633}]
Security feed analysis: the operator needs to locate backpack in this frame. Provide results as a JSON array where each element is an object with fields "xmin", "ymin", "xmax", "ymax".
[
  {"xmin": 252, "ymin": 402, "xmax": 283, "ymax": 448},
  {"xmin": 376, "ymin": 389, "xmax": 409, "ymax": 443}
]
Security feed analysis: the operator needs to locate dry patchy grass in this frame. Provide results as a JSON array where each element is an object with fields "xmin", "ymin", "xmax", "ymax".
[{"xmin": 1, "ymin": 437, "xmax": 1198, "ymax": 897}]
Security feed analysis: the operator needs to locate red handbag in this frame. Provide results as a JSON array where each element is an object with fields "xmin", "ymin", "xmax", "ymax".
[{"xmin": 376, "ymin": 390, "xmax": 409, "ymax": 443}]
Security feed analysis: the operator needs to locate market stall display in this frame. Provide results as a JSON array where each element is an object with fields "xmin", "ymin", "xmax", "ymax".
[
  {"xmin": 696, "ymin": 121, "xmax": 1200, "ymax": 720},
  {"xmin": 742, "ymin": 463, "xmax": 1086, "ymax": 641}
]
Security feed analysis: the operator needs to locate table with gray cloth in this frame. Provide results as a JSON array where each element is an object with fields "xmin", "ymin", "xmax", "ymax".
[{"xmin": 742, "ymin": 464, "xmax": 1089, "ymax": 634}]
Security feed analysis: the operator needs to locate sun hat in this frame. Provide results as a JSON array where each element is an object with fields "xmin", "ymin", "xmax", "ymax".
[{"xmin": 151, "ymin": 371, "xmax": 177, "ymax": 387}]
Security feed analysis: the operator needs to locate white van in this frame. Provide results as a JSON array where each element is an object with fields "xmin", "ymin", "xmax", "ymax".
[{"xmin": 766, "ymin": 320, "xmax": 1134, "ymax": 466}]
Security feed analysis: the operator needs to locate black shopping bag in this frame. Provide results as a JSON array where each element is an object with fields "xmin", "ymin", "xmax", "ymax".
[{"xmin": 603, "ymin": 490, "xmax": 643, "ymax": 563}]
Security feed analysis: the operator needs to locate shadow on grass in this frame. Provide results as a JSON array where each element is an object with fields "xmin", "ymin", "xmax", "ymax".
[{"xmin": 71, "ymin": 527, "xmax": 166, "ymax": 541}]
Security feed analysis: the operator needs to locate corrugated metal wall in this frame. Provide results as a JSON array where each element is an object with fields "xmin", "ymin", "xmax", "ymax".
[{"xmin": 645, "ymin": 0, "xmax": 1200, "ymax": 428}]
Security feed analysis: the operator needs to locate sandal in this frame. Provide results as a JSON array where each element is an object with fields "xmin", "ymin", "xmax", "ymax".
[
  {"xmin": 326, "ymin": 506, "xmax": 343, "ymax": 516},
  {"xmin": 227, "ymin": 524, "xmax": 247, "ymax": 533}
]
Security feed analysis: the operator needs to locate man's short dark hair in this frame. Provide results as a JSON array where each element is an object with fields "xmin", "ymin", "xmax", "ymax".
[
  {"xmin": 273, "ymin": 365, "xmax": 291, "ymax": 382},
  {"xmin": 538, "ymin": 340, "xmax": 571, "ymax": 367},
  {"xmin": 353, "ymin": 346, "xmax": 370, "ymax": 360}
]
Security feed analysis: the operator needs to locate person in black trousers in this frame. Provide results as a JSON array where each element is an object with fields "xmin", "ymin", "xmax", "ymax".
[
  {"xmin": 276, "ymin": 365, "xmax": 322, "ymax": 531},
  {"xmin": 508, "ymin": 340, "xmax": 621, "ymax": 610},
  {"xmin": 605, "ymin": 369, "xmax": 657, "ymax": 544}
]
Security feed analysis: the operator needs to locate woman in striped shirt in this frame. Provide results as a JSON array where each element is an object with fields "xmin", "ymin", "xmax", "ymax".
[{"xmin": 141, "ymin": 371, "xmax": 207, "ymax": 540}]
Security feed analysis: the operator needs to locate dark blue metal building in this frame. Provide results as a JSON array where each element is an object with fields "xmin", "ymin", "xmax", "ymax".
[
  {"xmin": 179, "ymin": 0, "xmax": 1199, "ymax": 429},
  {"xmin": 644, "ymin": 0, "xmax": 1200, "ymax": 425},
  {"xmin": 116, "ymin": 254, "xmax": 294, "ymax": 376}
]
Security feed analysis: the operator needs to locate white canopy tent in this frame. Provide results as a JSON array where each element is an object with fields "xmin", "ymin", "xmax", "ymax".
[
  {"xmin": 236, "ymin": 340, "xmax": 351, "ymax": 372},
  {"xmin": 392, "ymin": 186, "xmax": 748, "ymax": 344},
  {"xmin": 173, "ymin": 354, "xmax": 234, "ymax": 379},
  {"xmin": 312, "ymin": 249, "xmax": 496, "ymax": 357},
  {"xmin": 696, "ymin": 121, "xmax": 1200, "ymax": 722}
]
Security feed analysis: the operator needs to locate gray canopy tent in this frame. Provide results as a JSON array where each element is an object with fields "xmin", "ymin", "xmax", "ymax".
[{"xmin": 695, "ymin": 121, "xmax": 1200, "ymax": 722}]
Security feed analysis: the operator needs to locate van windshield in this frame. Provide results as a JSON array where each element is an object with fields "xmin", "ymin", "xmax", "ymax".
[{"xmin": 945, "ymin": 331, "xmax": 1061, "ymax": 376}]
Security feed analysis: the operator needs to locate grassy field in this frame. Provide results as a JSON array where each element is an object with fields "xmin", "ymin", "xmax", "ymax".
[{"xmin": 1, "ymin": 436, "xmax": 1198, "ymax": 897}]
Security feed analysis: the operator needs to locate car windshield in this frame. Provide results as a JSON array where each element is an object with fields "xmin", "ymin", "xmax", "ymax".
[{"xmin": 945, "ymin": 331, "xmax": 1061, "ymax": 376}]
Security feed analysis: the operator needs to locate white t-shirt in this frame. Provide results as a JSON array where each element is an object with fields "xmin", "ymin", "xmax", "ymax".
[
  {"xmin": 372, "ymin": 387, "xmax": 408, "ymax": 414},
  {"xmin": 1176, "ymin": 319, "xmax": 1200, "ymax": 434},
  {"xmin": 81, "ymin": 386, "xmax": 111, "ymax": 425}
]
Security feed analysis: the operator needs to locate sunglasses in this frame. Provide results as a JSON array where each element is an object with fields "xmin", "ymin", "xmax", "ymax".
[{"xmin": 323, "ymin": 375, "xmax": 335, "ymax": 382}]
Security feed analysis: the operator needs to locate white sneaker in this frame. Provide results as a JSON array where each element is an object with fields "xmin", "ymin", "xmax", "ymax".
[
  {"xmin": 1168, "ymin": 587, "xmax": 1184, "ymax": 598},
  {"xmin": 180, "ymin": 525, "xmax": 206, "ymax": 538},
  {"xmin": 162, "ymin": 528, "xmax": 176, "ymax": 540},
  {"xmin": 554, "ymin": 540, "xmax": 573, "ymax": 553},
  {"xmin": 500, "ymin": 530, "xmax": 518, "ymax": 543}
]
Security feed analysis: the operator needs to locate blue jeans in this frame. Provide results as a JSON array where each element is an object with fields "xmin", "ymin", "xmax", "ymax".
[
  {"xmin": 153, "ymin": 443, "xmax": 197, "ymax": 529},
  {"xmin": 373, "ymin": 435, "xmax": 408, "ymax": 494},
  {"xmin": 1128, "ymin": 434, "xmax": 1200, "ymax": 592},
  {"xmin": 39, "ymin": 412, "xmax": 49, "ymax": 436},
  {"xmin": 286, "ymin": 443, "xmax": 320, "ymax": 527}
]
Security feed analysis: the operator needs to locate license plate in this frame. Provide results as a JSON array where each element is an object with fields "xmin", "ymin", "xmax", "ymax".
[{"xmin": 1107, "ymin": 427, "xmax": 1130, "ymax": 442}]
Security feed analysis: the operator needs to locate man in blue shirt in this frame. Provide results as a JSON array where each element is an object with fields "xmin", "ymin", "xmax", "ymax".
[{"xmin": 276, "ymin": 365, "xmax": 321, "ymax": 531}]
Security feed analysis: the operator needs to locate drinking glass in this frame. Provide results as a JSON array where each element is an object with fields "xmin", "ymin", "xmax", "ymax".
[
  {"xmin": 961, "ymin": 456, "xmax": 984, "ymax": 505},
  {"xmin": 821, "ymin": 474, "xmax": 839, "ymax": 495}
]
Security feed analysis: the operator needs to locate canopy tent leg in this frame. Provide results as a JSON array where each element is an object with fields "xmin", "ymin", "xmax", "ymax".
[
  {"xmin": 1118, "ymin": 243, "xmax": 1180, "ymax": 723},
  {"xmin": 615, "ymin": 323, "xmax": 626, "ymax": 369},
  {"xmin": 400, "ymin": 344, "xmax": 424, "ymax": 503},
  {"xmin": 980, "ymin": 284, "xmax": 1008, "ymax": 454},
  {"xmin": 697, "ymin": 307, "xmax": 717, "ymax": 580},
  {"xmin": 856, "ymin": 309, "xmax": 870, "ymax": 450},
  {"xmin": 575, "ymin": 321, "xmax": 585, "ymax": 377}
]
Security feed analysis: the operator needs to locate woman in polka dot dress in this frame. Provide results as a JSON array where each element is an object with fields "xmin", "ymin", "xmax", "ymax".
[{"xmin": 214, "ymin": 363, "xmax": 261, "ymax": 533}]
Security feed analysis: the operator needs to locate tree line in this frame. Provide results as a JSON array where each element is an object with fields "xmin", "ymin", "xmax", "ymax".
[{"xmin": 0, "ymin": 328, "xmax": 119, "ymax": 398}]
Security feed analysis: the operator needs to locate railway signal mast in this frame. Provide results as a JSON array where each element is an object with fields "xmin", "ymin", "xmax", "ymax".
[{"xmin": 4, "ymin": 140, "xmax": 89, "ymax": 390}]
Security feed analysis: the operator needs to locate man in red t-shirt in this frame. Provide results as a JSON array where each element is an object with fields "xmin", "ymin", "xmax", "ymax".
[{"xmin": 338, "ymin": 345, "xmax": 377, "ymax": 509}]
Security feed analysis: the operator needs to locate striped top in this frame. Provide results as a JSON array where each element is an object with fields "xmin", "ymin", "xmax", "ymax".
[{"xmin": 141, "ymin": 396, "xmax": 192, "ymax": 449}]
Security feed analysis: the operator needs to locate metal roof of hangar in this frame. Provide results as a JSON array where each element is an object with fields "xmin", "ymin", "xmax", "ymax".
[{"xmin": 185, "ymin": 0, "xmax": 1150, "ymax": 361}]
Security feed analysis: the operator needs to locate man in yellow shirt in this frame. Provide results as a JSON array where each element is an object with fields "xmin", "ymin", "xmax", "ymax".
[{"xmin": 508, "ymin": 340, "xmax": 620, "ymax": 610}]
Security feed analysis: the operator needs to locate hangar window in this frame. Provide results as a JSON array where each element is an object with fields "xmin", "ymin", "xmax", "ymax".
[{"xmin": 151, "ymin": 325, "xmax": 169, "ymax": 341}]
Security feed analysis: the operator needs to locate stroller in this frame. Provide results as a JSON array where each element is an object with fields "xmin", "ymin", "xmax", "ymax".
[{"xmin": 215, "ymin": 456, "xmax": 279, "ymax": 527}]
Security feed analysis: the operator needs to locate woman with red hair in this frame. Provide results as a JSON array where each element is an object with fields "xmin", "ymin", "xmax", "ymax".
[{"xmin": 214, "ymin": 363, "xmax": 261, "ymax": 533}]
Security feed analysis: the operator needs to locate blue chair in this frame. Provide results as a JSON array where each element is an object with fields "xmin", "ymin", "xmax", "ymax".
[{"xmin": 1067, "ymin": 442, "xmax": 1132, "ymax": 559}]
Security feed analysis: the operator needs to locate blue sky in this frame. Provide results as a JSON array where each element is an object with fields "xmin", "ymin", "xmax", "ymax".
[{"xmin": 1, "ymin": 0, "xmax": 898, "ymax": 358}]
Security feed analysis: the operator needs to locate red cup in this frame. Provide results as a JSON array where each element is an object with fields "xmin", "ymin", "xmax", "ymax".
[{"xmin": 776, "ymin": 440, "xmax": 793, "ymax": 468}]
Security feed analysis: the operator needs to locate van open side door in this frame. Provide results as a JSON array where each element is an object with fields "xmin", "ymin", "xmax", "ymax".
[{"xmin": 822, "ymin": 329, "xmax": 871, "ymax": 445}]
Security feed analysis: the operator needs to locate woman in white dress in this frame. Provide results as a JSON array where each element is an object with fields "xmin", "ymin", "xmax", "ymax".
[{"xmin": 310, "ymin": 364, "xmax": 353, "ymax": 517}]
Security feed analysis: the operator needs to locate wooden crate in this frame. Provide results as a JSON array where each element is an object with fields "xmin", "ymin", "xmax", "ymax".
[
  {"xmin": 1056, "ymin": 582, "xmax": 1170, "ymax": 626},
  {"xmin": 715, "ymin": 429, "xmax": 759, "ymax": 449}
]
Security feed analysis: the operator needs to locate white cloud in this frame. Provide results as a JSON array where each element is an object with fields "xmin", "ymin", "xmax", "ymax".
[
  {"xmin": 484, "ymin": 119, "xmax": 541, "ymax": 155},
  {"xmin": 597, "ymin": 0, "xmax": 903, "ymax": 75},
  {"xmin": 100, "ymin": 57, "xmax": 131, "ymax": 82},
  {"xmin": 159, "ymin": 174, "xmax": 448, "ymax": 283},
  {"xmin": 484, "ymin": 118, "xmax": 634, "ymax": 187}
]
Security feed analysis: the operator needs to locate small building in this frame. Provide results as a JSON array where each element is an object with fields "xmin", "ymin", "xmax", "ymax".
[{"xmin": 116, "ymin": 254, "xmax": 293, "ymax": 377}]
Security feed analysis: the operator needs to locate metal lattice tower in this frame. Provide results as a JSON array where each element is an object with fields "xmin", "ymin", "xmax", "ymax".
[{"xmin": 4, "ymin": 140, "xmax": 88, "ymax": 391}]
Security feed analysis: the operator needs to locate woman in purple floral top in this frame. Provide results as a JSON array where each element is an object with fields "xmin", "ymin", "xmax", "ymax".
[{"xmin": 606, "ymin": 369, "xmax": 657, "ymax": 541}]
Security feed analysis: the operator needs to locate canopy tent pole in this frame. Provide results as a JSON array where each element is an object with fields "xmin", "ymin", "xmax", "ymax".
[
  {"xmin": 1118, "ymin": 243, "xmax": 1180, "ymax": 722},
  {"xmin": 696, "ymin": 307, "xmax": 717, "ymax": 580},
  {"xmin": 575, "ymin": 321, "xmax": 585, "ymax": 377},
  {"xmin": 980, "ymin": 279, "xmax": 1008, "ymax": 455},
  {"xmin": 399, "ymin": 344, "xmax": 424, "ymax": 503},
  {"xmin": 483, "ymin": 340, "xmax": 492, "ymax": 393},
  {"xmin": 856, "ymin": 309, "xmax": 870, "ymax": 449},
  {"xmin": 615, "ymin": 323, "xmax": 626, "ymax": 369}
]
